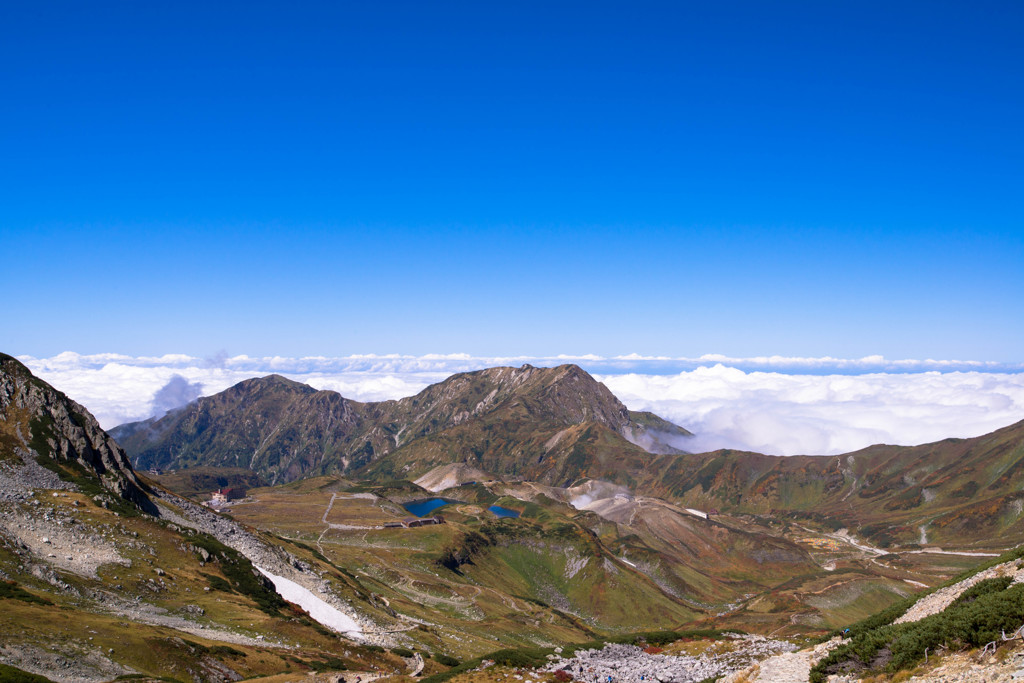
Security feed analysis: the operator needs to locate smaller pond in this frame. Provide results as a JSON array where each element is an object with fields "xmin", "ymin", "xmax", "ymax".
[
  {"xmin": 488, "ymin": 505, "xmax": 521, "ymax": 518},
  {"xmin": 402, "ymin": 498, "xmax": 452, "ymax": 517}
]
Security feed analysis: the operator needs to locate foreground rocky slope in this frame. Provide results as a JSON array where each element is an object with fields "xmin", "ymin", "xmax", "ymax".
[{"xmin": 113, "ymin": 364, "xmax": 692, "ymax": 485}]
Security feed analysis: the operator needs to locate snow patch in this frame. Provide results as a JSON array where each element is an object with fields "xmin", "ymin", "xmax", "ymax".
[{"xmin": 255, "ymin": 567, "xmax": 364, "ymax": 640}]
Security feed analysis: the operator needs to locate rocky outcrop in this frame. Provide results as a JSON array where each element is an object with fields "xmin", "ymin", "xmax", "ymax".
[{"xmin": 0, "ymin": 353, "xmax": 151, "ymax": 510}]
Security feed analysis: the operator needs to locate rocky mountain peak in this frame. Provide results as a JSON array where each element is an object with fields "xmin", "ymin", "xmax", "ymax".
[
  {"xmin": 0, "ymin": 353, "xmax": 150, "ymax": 508},
  {"xmin": 229, "ymin": 373, "xmax": 316, "ymax": 396}
]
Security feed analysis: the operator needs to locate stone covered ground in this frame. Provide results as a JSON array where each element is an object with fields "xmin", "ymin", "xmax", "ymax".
[{"xmin": 539, "ymin": 635, "xmax": 796, "ymax": 683}]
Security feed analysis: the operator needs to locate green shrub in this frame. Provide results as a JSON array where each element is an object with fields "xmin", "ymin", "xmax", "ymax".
[
  {"xmin": 950, "ymin": 576, "xmax": 1013, "ymax": 607},
  {"xmin": 297, "ymin": 617, "xmax": 334, "ymax": 638},
  {"xmin": 391, "ymin": 647, "xmax": 414, "ymax": 658},
  {"xmin": 177, "ymin": 638, "xmax": 244, "ymax": 659},
  {"xmin": 811, "ymin": 582, "xmax": 1024, "ymax": 682},
  {"xmin": 435, "ymin": 654, "xmax": 460, "ymax": 667},
  {"xmin": 0, "ymin": 581, "xmax": 53, "ymax": 606},
  {"xmin": 306, "ymin": 657, "xmax": 348, "ymax": 672},
  {"xmin": 489, "ymin": 648, "xmax": 550, "ymax": 668},
  {"xmin": 419, "ymin": 659, "xmax": 477, "ymax": 683},
  {"xmin": 200, "ymin": 573, "xmax": 233, "ymax": 593},
  {"xmin": 191, "ymin": 533, "xmax": 285, "ymax": 616},
  {"xmin": 0, "ymin": 664, "xmax": 54, "ymax": 683}
]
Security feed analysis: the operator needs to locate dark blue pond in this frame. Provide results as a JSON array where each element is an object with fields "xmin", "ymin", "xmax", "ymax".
[
  {"xmin": 402, "ymin": 498, "xmax": 452, "ymax": 517},
  {"xmin": 488, "ymin": 505, "xmax": 521, "ymax": 518}
]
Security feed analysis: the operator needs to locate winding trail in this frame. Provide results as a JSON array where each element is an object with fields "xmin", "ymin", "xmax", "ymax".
[
  {"xmin": 321, "ymin": 493, "xmax": 339, "ymax": 525},
  {"xmin": 814, "ymin": 527, "xmax": 1004, "ymax": 559}
]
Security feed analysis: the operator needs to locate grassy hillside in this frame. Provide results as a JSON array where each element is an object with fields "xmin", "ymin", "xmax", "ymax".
[{"xmin": 222, "ymin": 478, "xmax": 699, "ymax": 654}]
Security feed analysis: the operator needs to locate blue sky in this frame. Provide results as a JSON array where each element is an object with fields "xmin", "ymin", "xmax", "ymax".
[{"xmin": 3, "ymin": 1, "xmax": 1022, "ymax": 361}]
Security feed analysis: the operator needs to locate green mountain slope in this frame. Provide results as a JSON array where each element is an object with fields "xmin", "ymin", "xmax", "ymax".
[{"xmin": 646, "ymin": 420, "xmax": 1024, "ymax": 549}]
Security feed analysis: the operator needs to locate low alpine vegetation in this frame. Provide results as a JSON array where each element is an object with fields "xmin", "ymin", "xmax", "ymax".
[{"xmin": 811, "ymin": 578, "xmax": 1024, "ymax": 682}]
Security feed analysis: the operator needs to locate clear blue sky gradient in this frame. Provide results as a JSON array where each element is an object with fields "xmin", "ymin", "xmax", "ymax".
[{"xmin": 2, "ymin": 2, "xmax": 1022, "ymax": 360}]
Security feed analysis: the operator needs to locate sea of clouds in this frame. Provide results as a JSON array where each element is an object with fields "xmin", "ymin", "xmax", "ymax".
[{"xmin": 17, "ymin": 352, "xmax": 1024, "ymax": 457}]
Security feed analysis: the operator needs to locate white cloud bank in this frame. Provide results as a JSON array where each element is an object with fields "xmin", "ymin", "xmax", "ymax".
[
  {"xmin": 16, "ymin": 352, "xmax": 1024, "ymax": 457},
  {"xmin": 598, "ymin": 366, "xmax": 1024, "ymax": 456}
]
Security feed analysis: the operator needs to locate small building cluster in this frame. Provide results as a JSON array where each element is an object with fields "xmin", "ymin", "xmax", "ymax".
[{"xmin": 210, "ymin": 487, "xmax": 247, "ymax": 505}]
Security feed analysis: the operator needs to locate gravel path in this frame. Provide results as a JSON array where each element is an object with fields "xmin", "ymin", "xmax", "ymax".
[
  {"xmin": 719, "ymin": 638, "xmax": 845, "ymax": 683},
  {"xmin": 742, "ymin": 651, "xmax": 811, "ymax": 682}
]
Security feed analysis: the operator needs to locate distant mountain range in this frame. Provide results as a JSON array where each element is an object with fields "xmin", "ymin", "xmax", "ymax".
[{"xmin": 112, "ymin": 364, "xmax": 692, "ymax": 486}]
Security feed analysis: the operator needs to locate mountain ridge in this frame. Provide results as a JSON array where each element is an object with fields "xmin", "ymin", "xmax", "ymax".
[
  {"xmin": 112, "ymin": 363, "xmax": 693, "ymax": 485},
  {"xmin": 641, "ymin": 417, "xmax": 1024, "ymax": 549}
]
